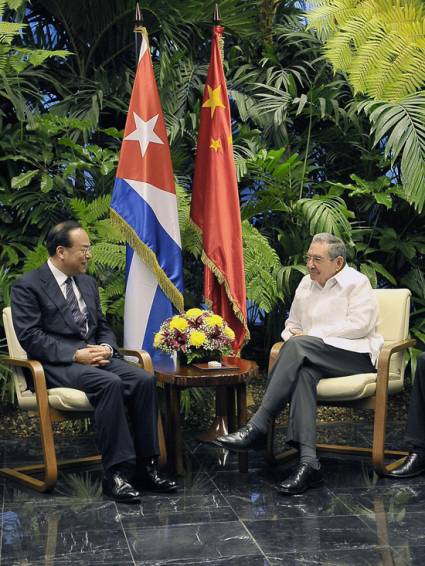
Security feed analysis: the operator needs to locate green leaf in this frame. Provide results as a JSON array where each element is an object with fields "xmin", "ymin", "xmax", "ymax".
[
  {"xmin": 358, "ymin": 93, "xmax": 425, "ymax": 211},
  {"xmin": 373, "ymin": 193, "xmax": 392, "ymax": 209},
  {"xmin": 40, "ymin": 173, "xmax": 53, "ymax": 193},
  {"xmin": 25, "ymin": 49, "xmax": 71, "ymax": 67},
  {"xmin": 11, "ymin": 169, "xmax": 39, "ymax": 189},
  {"xmin": 7, "ymin": 0, "xmax": 25, "ymax": 9},
  {"xmin": 359, "ymin": 263, "xmax": 377, "ymax": 288},
  {"xmin": 366, "ymin": 261, "xmax": 397, "ymax": 285},
  {"xmin": 296, "ymin": 196, "xmax": 353, "ymax": 239}
]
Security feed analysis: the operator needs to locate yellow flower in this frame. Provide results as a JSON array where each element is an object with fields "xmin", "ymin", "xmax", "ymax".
[
  {"xmin": 189, "ymin": 330, "xmax": 207, "ymax": 347},
  {"xmin": 185, "ymin": 308, "xmax": 203, "ymax": 319},
  {"xmin": 204, "ymin": 314, "xmax": 223, "ymax": 327},
  {"xmin": 224, "ymin": 327, "xmax": 235, "ymax": 340},
  {"xmin": 169, "ymin": 316, "xmax": 188, "ymax": 331},
  {"xmin": 153, "ymin": 332, "xmax": 163, "ymax": 347}
]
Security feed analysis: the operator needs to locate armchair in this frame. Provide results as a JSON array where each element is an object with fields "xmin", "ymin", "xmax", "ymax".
[
  {"xmin": 0, "ymin": 306, "xmax": 166, "ymax": 492},
  {"xmin": 266, "ymin": 288, "xmax": 414, "ymax": 476}
]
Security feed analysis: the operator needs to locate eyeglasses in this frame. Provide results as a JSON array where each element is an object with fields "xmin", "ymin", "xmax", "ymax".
[
  {"xmin": 304, "ymin": 254, "xmax": 330, "ymax": 265},
  {"xmin": 69, "ymin": 246, "xmax": 92, "ymax": 256},
  {"xmin": 79, "ymin": 246, "xmax": 92, "ymax": 256}
]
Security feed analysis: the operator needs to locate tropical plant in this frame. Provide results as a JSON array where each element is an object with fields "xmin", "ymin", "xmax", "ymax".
[
  {"xmin": 307, "ymin": 0, "xmax": 425, "ymax": 211},
  {"xmin": 307, "ymin": 0, "xmax": 425, "ymax": 101},
  {"xmin": 2, "ymin": 0, "xmax": 425, "ymax": 408},
  {"xmin": 356, "ymin": 95, "xmax": 425, "ymax": 212}
]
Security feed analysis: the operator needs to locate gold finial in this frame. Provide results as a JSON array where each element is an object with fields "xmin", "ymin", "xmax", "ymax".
[
  {"xmin": 212, "ymin": 4, "xmax": 224, "ymax": 61},
  {"xmin": 213, "ymin": 3, "xmax": 221, "ymax": 25},
  {"xmin": 134, "ymin": 2, "xmax": 149, "ymax": 53}
]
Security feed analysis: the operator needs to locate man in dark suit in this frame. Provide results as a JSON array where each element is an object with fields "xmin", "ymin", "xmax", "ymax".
[
  {"xmin": 11, "ymin": 220, "xmax": 176, "ymax": 503},
  {"xmin": 386, "ymin": 352, "xmax": 425, "ymax": 478}
]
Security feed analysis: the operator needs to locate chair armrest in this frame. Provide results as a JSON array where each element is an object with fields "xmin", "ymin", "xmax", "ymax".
[
  {"xmin": 119, "ymin": 348, "xmax": 153, "ymax": 373},
  {"xmin": 376, "ymin": 338, "xmax": 416, "ymax": 378},
  {"xmin": 1, "ymin": 356, "xmax": 50, "ymax": 408},
  {"xmin": 375, "ymin": 338, "xmax": 416, "ymax": 401},
  {"xmin": 268, "ymin": 341, "xmax": 284, "ymax": 373}
]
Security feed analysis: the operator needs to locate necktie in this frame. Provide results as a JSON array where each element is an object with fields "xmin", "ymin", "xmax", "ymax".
[{"xmin": 65, "ymin": 277, "xmax": 87, "ymax": 336}]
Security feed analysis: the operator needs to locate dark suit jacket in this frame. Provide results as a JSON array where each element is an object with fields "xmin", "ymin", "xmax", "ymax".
[{"xmin": 11, "ymin": 263, "xmax": 119, "ymax": 386}]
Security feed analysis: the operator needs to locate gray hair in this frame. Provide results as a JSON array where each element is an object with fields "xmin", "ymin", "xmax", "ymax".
[{"xmin": 311, "ymin": 233, "xmax": 346, "ymax": 262}]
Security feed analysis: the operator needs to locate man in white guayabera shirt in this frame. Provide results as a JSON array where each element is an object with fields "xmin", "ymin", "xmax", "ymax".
[{"xmin": 216, "ymin": 233, "xmax": 383, "ymax": 495}]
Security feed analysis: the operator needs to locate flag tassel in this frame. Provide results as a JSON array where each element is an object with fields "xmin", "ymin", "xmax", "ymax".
[{"xmin": 111, "ymin": 210, "xmax": 184, "ymax": 313}]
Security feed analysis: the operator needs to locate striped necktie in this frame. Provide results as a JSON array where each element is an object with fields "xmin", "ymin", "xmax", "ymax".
[{"xmin": 65, "ymin": 277, "xmax": 87, "ymax": 336}]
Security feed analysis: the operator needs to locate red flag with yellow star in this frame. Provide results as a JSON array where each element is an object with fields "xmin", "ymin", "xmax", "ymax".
[{"xmin": 190, "ymin": 24, "xmax": 249, "ymax": 353}]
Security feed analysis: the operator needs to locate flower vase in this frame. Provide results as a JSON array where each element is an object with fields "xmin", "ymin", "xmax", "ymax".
[
  {"xmin": 177, "ymin": 350, "xmax": 222, "ymax": 367},
  {"xmin": 177, "ymin": 351, "xmax": 189, "ymax": 367}
]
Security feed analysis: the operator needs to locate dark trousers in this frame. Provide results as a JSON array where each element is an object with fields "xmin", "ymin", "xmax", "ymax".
[
  {"xmin": 256, "ymin": 336, "xmax": 375, "ymax": 448},
  {"xmin": 47, "ymin": 358, "xmax": 159, "ymax": 471},
  {"xmin": 405, "ymin": 352, "xmax": 425, "ymax": 452}
]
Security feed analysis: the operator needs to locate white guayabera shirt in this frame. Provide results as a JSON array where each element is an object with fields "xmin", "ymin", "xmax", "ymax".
[{"xmin": 282, "ymin": 265, "xmax": 384, "ymax": 366}]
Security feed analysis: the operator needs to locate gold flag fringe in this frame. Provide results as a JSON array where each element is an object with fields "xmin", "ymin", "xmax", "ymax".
[
  {"xmin": 190, "ymin": 219, "xmax": 250, "ymax": 345},
  {"xmin": 201, "ymin": 250, "xmax": 250, "ymax": 346},
  {"xmin": 111, "ymin": 209, "xmax": 184, "ymax": 312}
]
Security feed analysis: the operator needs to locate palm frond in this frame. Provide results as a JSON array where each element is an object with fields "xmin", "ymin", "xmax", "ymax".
[
  {"xmin": 296, "ymin": 195, "xmax": 354, "ymax": 239},
  {"xmin": 357, "ymin": 93, "xmax": 425, "ymax": 211}
]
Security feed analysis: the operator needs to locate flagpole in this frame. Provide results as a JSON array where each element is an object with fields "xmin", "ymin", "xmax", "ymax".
[
  {"xmin": 212, "ymin": 3, "xmax": 224, "ymax": 61},
  {"xmin": 196, "ymin": 4, "xmax": 238, "ymax": 444},
  {"xmin": 134, "ymin": 2, "xmax": 143, "ymax": 65},
  {"xmin": 112, "ymin": 0, "xmax": 184, "ymax": 366}
]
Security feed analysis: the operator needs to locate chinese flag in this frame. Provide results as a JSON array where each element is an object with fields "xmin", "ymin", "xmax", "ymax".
[{"xmin": 190, "ymin": 25, "xmax": 249, "ymax": 353}]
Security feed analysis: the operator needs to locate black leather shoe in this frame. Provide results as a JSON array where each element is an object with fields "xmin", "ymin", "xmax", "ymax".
[
  {"xmin": 214, "ymin": 423, "xmax": 267, "ymax": 451},
  {"xmin": 278, "ymin": 463, "xmax": 323, "ymax": 495},
  {"xmin": 385, "ymin": 452, "xmax": 425, "ymax": 478},
  {"xmin": 102, "ymin": 472, "xmax": 142, "ymax": 503},
  {"xmin": 135, "ymin": 461, "xmax": 178, "ymax": 493}
]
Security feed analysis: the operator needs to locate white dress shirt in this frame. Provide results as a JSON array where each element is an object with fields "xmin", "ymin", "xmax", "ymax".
[
  {"xmin": 281, "ymin": 265, "xmax": 383, "ymax": 365},
  {"xmin": 47, "ymin": 259, "xmax": 89, "ymax": 326}
]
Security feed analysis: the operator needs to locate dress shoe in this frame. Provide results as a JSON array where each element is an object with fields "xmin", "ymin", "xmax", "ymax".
[
  {"xmin": 102, "ymin": 472, "xmax": 142, "ymax": 503},
  {"xmin": 278, "ymin": 463, "xmax": 323, "ymax": 495},
  {"xmin": 135, "ymin": 460, "xmax": 178, "ymax": 493},
  {"xmin": 214, "ymin": 423, "xmax": 267, "ymax": 451},
  {"xmin": 385, "ymin": 452, "xmax": 425, "ymax": 478}
]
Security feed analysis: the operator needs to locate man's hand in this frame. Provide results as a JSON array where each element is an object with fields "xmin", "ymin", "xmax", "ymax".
[
  {"xmin": 289, "ymin": 328, "xmax": 304, "ymax": 336},
  {"xmin": 74, "ymin": 345, "xmax": 111, "ymax": 366}
]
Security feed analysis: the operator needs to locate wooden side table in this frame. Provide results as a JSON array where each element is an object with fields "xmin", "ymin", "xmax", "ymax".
[{"xmin": 154, "ymin": 357, "xmax": 258, "ymax": 475}]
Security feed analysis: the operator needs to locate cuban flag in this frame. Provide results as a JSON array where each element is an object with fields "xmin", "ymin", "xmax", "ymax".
[{"xmin": 111, "ymin": 35, "xmax": 184, "ymax": 362}]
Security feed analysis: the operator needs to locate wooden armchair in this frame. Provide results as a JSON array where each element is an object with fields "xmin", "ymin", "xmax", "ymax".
[
  {"xmin": 0, "ymin": 306, "xmax": 166, "ymax": 492},
  {"xmin": 266, "ymin": 288, "xmax": 414, "ymax": 476}
]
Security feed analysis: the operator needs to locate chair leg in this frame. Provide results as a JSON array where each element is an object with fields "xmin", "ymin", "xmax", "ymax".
[
  {"xmin": 265, "ymin": 419, "xmax": 277, "ymax": 464},
  {"xmin": 265, "ymin": 418, "xmax": 298, "ymax": 465},
  {"xmin": 371, "ymin": 394, "xmax": 408, "ymax": 476},
  {"xmin": 157, "ymin": 412, "xmax": 167, "ymax": 468},
  {"xmin": 0, "ymin": 402, "xmax": 58, "ymax": 492},
  {"xmin": 0, "ymin": 406, "xmax": 103, "ymax": 493},
  {"xmin": 315, "ymin": 401, "xmax": 407, "ymax": 470}
]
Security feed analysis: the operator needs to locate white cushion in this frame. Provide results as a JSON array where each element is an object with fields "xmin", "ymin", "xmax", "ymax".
[
  {"xmin": 48, "ymin": 388, "xmax": 93, "ymax": 411},
  {"xmin": 317, "ymin": 371, "xmax": 403, "ymax": 401},
  {"xmin": 3, "ymin": 307, "xmax": 93, "ymax": 412},
  {"xmin": 313, "ymin": 288, "xmax": 410, "ymax": 402},
  {"xmin": 16, "ymin": 387, "xmax": 93, "ymax": 412}
]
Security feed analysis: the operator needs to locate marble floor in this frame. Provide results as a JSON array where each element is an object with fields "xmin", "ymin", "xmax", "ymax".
[{"xmin": 1, "ymin": 421, "xmax": 425, "ymax": 565}]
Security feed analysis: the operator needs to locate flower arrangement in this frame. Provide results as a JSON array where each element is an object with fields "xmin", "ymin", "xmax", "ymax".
[{"xmin": 154, "ymin": 308, "xmax": 236, "ymax": 364}]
